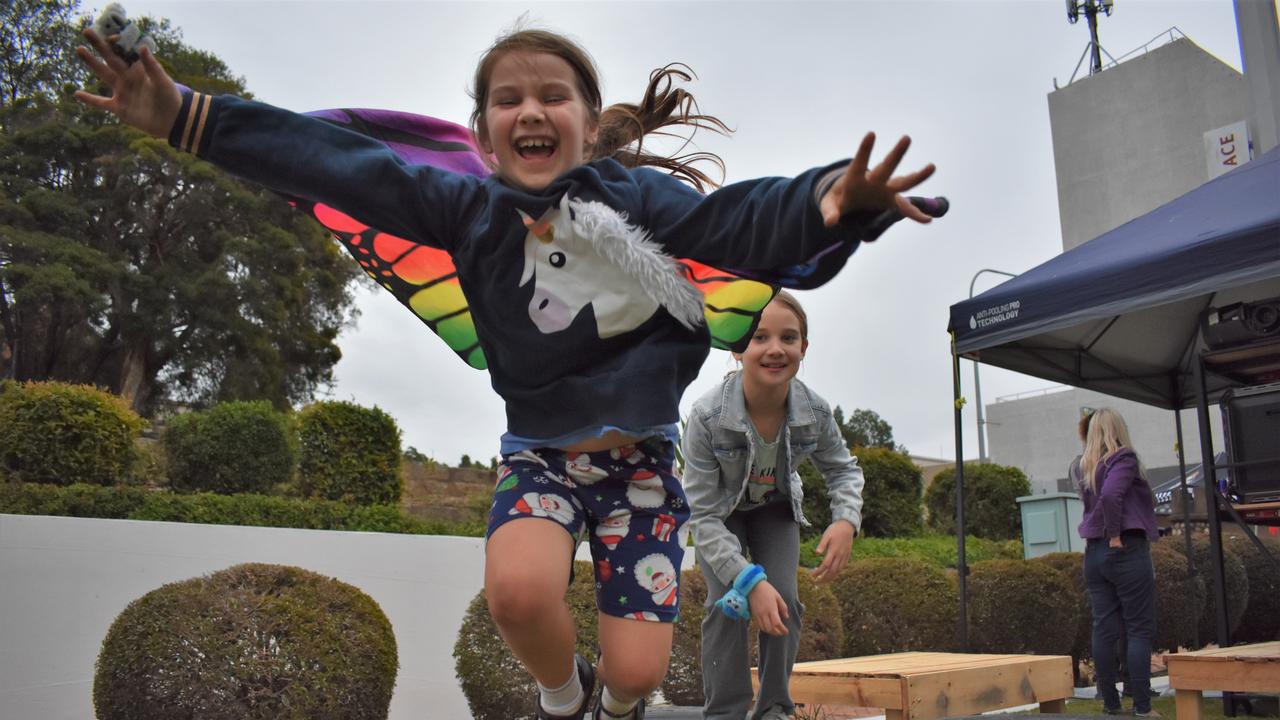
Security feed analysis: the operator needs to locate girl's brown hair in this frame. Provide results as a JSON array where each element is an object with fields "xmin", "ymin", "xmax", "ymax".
[
  {"xmin": 770, "ymin": 290, "xmax": 808, "ymax": 341},
  {"xmin": 469, "ymin": 29, "xmax": 730, "ymax": 192}
]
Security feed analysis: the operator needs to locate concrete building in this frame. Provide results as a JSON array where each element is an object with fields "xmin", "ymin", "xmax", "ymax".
[
  {"xmin": 1048, "ymin": 36, "xmax": 1250, "ymax": 251},
  {"xmin": 985, "ymin": 386, "xmax": 1224, "ymax": 496}
]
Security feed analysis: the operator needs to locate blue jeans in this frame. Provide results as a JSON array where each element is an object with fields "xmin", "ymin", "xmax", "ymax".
[{"xmin": 1084, "ymin": 534, "xmax": 1156, "ymax": 713}]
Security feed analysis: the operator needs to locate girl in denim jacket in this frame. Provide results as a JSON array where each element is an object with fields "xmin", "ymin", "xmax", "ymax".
[{"xmin": 682, "ymin": 291, "xmax": 864, "ymax": 720}]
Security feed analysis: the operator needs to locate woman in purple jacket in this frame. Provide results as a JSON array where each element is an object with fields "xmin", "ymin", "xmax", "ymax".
[{"xmin": 1077, "ymin": 408, "xmax": 1161, "ymax": 717}]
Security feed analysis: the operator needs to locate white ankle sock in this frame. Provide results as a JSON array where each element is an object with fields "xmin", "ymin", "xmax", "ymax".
[
  {"xmin": 599, "ymin": 686, "xmax": 638, "ymax": 718},
  {"xmin": 537, "ymin": 660, "xmax": 583, "ymax": 715}
]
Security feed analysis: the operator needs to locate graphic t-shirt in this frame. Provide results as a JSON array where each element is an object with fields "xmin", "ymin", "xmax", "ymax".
[{"xmin": 741, "ymin": 422, "xmax": 787, "ymax": 509}]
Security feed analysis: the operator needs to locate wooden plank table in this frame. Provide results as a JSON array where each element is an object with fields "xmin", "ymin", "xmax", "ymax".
[
  {"xmin": 755, "ymin": 651, "xmax": 1072, "ymax": 720},
  {"xmin": 1164, "ymin": 641, "xmax": 1280, "ymax": 720}
]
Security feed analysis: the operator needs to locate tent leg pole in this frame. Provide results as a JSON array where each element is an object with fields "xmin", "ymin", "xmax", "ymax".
[
  {"xmin": 951, "ymin": 335, "xmax": 968, "ymax": 652},
  {"xmin": 1193, "ymin": 356, "xmax": 1234, "ymax": 715},
  {"xmin": 1173, "ymin": 401, "xmax": 1198, "ymax": 648}
]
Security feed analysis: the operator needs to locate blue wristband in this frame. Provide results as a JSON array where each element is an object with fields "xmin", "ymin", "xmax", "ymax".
[{"xmin": 714, "ymin": 564, "xmax": 767, "ymax": 621}]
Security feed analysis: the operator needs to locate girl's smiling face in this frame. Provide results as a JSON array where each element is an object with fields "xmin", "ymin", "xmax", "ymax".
[
  {"xmin": 737, "ymin": 300, "xmax": 808, "ymax": 389},
  {"xmin": 478, "ymin": 51, "xmax": 599, "ymax": 192}
]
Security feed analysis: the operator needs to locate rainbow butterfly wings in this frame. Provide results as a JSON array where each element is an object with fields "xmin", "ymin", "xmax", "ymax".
[{"xmin": 287, "ymin": 108, "xmax": 776, "ymax": 369}]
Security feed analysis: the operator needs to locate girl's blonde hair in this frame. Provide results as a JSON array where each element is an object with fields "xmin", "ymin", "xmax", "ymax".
[
  {"xmin": 469, "ymin": 28, "xmax": 731, "ymax": 191},
  {"xmin": 1079, "ymin": 408, "xmax": 1142, "ymax": 493}
]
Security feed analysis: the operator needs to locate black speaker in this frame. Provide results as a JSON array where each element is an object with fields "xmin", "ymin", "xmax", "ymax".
[
  {"xmin": 1203, "ymin": 297, "xmax": 1280, "ymax": 351},
  {"xmin": 1221, "ymin": 383, "xmax": 1280, "ymax": 503}
]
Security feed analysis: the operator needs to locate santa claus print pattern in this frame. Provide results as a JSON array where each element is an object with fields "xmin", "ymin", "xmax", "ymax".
[{"xmin": 486, "ymin": 438, "xmax": 689, "ymax": 622}]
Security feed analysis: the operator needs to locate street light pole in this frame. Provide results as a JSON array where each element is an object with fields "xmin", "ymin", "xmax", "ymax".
[{"xmin": 968, "ymin": 268, "xmax": 1018, "ymax": 463}]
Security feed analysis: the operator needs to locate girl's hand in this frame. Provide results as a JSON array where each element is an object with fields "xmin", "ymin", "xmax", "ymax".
[
  {"xmin": 748, "ymin": 580, "xmax": 789, "ymax": 636},
  {"xmin": 811, "ymin": 519, "xmax": 856, "ymax": 583},
  {"xmin": 820, "ymin": 133, "xmax": 936, "ymax": 228},
  {"xmin": 74, "ymin": 28, "xmax": 181, "ymax": 139}
]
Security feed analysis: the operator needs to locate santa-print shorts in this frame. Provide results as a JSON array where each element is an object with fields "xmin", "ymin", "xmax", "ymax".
[{"xmin": 486, "ymin": 438, "xmax": 689, "ymax": 622}]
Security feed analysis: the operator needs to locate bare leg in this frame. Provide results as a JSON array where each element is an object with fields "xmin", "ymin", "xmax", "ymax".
[
  {"xmin": 597, "ymin": 613, "xmax": 675, "ymax": 702},
  {"xmin": 485, "ymin": 517, "xmax": 578, "ymax": 685}
]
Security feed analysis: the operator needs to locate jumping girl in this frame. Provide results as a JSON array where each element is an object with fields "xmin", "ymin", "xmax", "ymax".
[
  {"xmin": 76, "ymin": 23, "xmax": 938, "ymax": 720},
  {"xmin": 682, "ymin": 291, "xmax": 864, "ymax": 720}
]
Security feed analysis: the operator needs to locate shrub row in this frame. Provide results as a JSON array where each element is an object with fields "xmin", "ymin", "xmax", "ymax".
[
  {"xmin": 799, "ymin": 533, "xmax": 1023, "ymax": 569},
  {"xmin": 0, "ymin": 482, "xmax": 483, "ymax": 536},
  {"xmin": 452, "ymin": 534, "xmax": 1280, "ymax": 716},
  {"xmin": 0, "ymin": 381, "xmax": 403, "ymax": 505}
]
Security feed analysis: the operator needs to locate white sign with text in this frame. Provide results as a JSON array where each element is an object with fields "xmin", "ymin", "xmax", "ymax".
[{"xmin": 1204, "ymin": 121, "xmax": 1251, "ymax": 180}]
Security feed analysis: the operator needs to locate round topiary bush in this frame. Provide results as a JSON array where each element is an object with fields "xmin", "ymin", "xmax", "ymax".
[
  {"xmin": 0, "ymin": 380, "xmax": 145, "ymax": 485},
  {"xmin": 454, "ymin": 560, "xmax": 601, "ymax": 720},
  {"xmin": 968, "ymin": 559, "xmax": 1078, "ymax": 656},
  {"xmin": 298, "ymin": 401, "xmax": 402, "ymax": 505},
  {"xmin": 1227, "ymin": 533, "xmax": 1280, "ymax": 643},
  {"xmin": 800, "ymin": 450, "xmax": 924, "ymax": 541},
  {"xmin": 1151, "ymin": 540, "xmax": 1204, "ymax": 652},
  {"xmin": 93, "ymin": 563, "xmax": 397, "ymax": 720},
  {"xmin": 1189, "ymin": 534, "xmax": 1249, "ymax": 643},
  {"xmin": 925, "ymin": 462, "xmax": 1030, "ymax": 540},
  {"xmin": 163, "ymin": 400, "xmax": 295, "ymax": 495},
  {"xmin": 663, "ymin": 567, "xmax": 709, "ymax": 707},
  {"xmin": 832, "ymin": 556, "xmax": 957, "ymax": 657},
  {"xmin": 1031, "ymin": 552, "xmax": 1089, "ymax": 681}
]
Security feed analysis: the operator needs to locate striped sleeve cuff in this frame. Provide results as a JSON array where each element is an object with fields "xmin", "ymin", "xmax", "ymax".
[
  {"xmin": 812, "ymin": 164, "xmax": 846, "ymax": 205},
  {"xmin": 168, "ymin": 90, "xmax": 216, "ymax": 156}
]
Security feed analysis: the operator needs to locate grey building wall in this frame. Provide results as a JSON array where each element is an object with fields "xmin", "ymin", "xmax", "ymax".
[
  {"xmin": 1049, "ymin": 38, "xmax": 1249, "ymax": 251},
  {"xmin": 985, "ymin": 387, "xmax": 1224, "ymax": 496}
]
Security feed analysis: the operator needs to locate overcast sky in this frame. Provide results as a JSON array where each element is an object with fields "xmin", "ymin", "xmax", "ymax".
[{"xmin": 97, "ymin": 0, "xmax": 1250, "ymax": 465}]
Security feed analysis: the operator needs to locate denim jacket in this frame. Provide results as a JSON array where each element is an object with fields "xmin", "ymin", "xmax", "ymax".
[{"xmin": 682, "ymin": 372, "xmax": 864, "ymax": 586}]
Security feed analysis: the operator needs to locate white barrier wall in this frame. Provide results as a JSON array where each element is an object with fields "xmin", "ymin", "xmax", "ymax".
[{"xmin": 0, "ymin": 514, "xmax": 693, "ymax": 720}]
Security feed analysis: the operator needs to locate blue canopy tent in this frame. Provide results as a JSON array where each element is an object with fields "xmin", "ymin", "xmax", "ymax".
[{"xmin": 946, "ymin": 145, "xmax": 1280, "ymax": 651}]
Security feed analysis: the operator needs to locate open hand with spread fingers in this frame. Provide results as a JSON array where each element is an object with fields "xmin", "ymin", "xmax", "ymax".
[
  {"xmin": 74, "ymin": 28, "xmax": 181, "ymax": 140},
  {"xmin": 820, "ymin": 132, "xmax": 937, "ymax": 227}
]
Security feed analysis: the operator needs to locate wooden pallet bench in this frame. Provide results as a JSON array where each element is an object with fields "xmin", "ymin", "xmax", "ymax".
[
  {"xmin": 756, "ymin": 651, "xmax": 1072, "ymax": 720},
  {"xmin": 1164, "ymin": 641, "xmax": 1280, "ymax": 720}
]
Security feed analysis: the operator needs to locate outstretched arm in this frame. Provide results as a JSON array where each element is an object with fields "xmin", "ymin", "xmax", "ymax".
[
  {"xmin": 818, "ymin": 133, "xmax": 936, "ymax": 227},
  {"xmin": 74, "ymin": 28, "xmax": 180, "ymax": 139}
]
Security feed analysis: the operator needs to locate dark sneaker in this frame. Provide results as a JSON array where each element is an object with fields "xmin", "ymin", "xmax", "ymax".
[
  {"xmin": 537, "ymin": 654, "xmax": 596, "ymax": 720},
  {"xmin": 1103, "ymin": 707, "xmax": 1129, "ymax": 716}
]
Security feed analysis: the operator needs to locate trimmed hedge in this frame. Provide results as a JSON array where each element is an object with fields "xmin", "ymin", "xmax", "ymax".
[
  {"xmin": 0, "ymin": 380, "xmax": 145, "ymax": 485},
  {"xmin": 1227, "ymin": 533, "xmax": 1280, "ymax": 643},
  {"xmin": 1031, "ymin": 552, "xmax": 1090, "ymax": 679},
  {"xmin": 925, "ymin": 462, "xmax": 1030, "ymax": 540},
  {"xmin": 968, "ymin": 559, "xmax": 1078, "ymax": 656},
  {"xmin": 661, "ymin": 567, "xmax": 845, "ymax": 708},
  {"xmin": 832, "ymin": 557, "xmax": 957, "ymax": 657},
  {"xmin": 93, "ymin": 563, "xmax": 397, "ymax": 720},
  {"xmin": 1190, "ymin": 535, "xmax": 1249, "ymax": 642},
  {"xmin": 800, "ymin": 533, "xmax": 1022, "ymax": 570},
  {"xmin": 453, "ymin": 561, "xmax": 601, "ymax": 720},
  {"xmin": 1151, "ymin": 541, "xmax": 1204, "ymax": 651},
  {"xmin": 298, "ymin": 401, "xmax": 402, "ymax": 505},
  {"xmin": 0, "ymin": 482, "xmax": 483, "ymax": 536},
  {"xmin": 164, "ymin": 401, "xmax": 295, "ymax": 495},
  {"xmin": 800, "ymin": 448, "xmax": 923, "ymax": 540}
]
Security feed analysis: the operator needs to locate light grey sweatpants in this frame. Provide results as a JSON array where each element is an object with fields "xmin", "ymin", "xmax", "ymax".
[{"xmin": 698, "ymin": 500, "xmax": 802, "ymax": 720}]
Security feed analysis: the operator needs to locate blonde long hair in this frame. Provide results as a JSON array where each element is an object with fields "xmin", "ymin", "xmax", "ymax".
[{"xmin": 1079, "ymin": 408, "xmax": 1143, "ymax": 494}]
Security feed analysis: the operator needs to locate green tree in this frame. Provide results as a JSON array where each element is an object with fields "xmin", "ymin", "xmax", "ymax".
[
  {"xmin": 924, "ymin": 462, "xmax": 1030, "ymax": 540},
  {"xmin": 833, "ymin": 406, "xmax": 901, "ymax": 452},
  {"xmin": 800, "ymin": 447, "xmax": 923, "ymax": 539},
  {"xmin": 0, "ymin": 16, "xmax": 358, "ymax": 414},
  {"xmin": 0, "ymin": 0, "xmax": 86, "ymax": 107}
]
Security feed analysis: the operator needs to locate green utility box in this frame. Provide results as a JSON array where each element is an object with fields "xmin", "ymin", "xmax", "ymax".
[{"xmin": 1016, "ymin": 492, "xmax": 1085, "ymax": 559}]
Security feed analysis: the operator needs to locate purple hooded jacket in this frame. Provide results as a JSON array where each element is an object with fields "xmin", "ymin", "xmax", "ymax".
[{"xmin": 1077, "ymin": 448, "xmax": 1159, "ymax": 541}]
